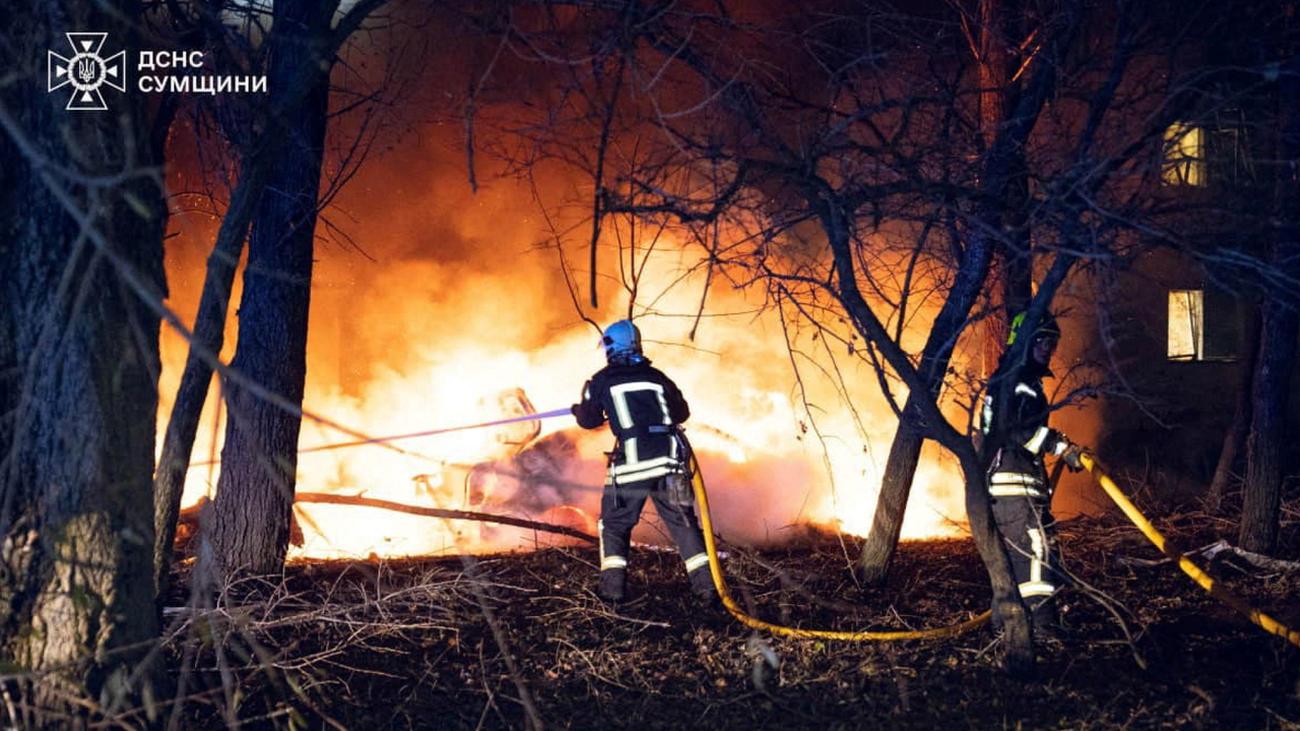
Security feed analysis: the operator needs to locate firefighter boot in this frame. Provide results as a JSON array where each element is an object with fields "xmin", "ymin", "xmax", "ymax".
[
  {"xmin": 689, "ymin": 566, "xmax": 718, "ymax": 606},
  {"xmin": 597, "ymin": 568, "xmax": 626, "ymax": 604},
  {"xmin": 1029, "ymin": 597, "xmax": 1062, "ymax": 645}
]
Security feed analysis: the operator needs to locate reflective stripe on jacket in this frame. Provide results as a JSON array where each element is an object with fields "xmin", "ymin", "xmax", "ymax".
[
  {"xmin": 981, "ymin": 363, "xmax": 1067, "ymax": 497},
  {"xmin": 573, "ymin": 360, "xmax": 690, "ymax": 484}
]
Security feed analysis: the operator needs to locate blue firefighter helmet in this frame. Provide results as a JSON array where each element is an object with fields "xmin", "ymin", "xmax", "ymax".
[{"xmin": 602, "ymin": 319, "xmax": 643, "ymax": 362}]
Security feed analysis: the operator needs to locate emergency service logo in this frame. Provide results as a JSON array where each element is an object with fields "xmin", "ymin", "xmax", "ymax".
[{"xmin": 47, "ymin": 33, "xmax": 126, "ymax": 111}]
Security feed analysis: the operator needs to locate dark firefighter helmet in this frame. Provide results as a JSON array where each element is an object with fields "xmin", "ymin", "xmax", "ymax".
[
  {"xmin": 1006, "ymin": 310, "xmax": 1061, "ymax": 346},
  {"xmin": 601, "ymin": 319, "xmax": 643, "ymax": 361}
]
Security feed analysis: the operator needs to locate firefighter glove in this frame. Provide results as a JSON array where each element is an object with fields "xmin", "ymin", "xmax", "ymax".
[{"xmin": 1061, "ymin": 442, "xmax": 1086, "ymax": 473}]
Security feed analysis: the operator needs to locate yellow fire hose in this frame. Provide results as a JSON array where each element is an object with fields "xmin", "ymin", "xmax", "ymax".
[
  {"xmin": 690, "ymin": 453, "xmax": 1299, "ymax": 647},
  {"xmin": 1080, "ymin": 453, "xmax": 1300, "ymax": 649},
  {"xmin": 690, "ymin": 456, "xmax": 991, "ymax": 641}
]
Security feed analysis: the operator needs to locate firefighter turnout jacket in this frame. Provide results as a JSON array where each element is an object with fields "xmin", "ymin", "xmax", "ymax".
[
  {"xmin": 573, "ymin": 360, "xmax": 691, "ymax": 485},
  {"xmin": 572, "ymin": 358, "xmax": 714, "ymax": 601},
  {"xmin": 981, "ymin": 361, "xmax": 1070, "ymax": 498},
  {"xmin": 981, "ymin": 360, "xmax": 1070, "ymax": 615}
]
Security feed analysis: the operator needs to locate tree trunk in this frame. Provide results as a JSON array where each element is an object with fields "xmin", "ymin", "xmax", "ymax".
[
  {"xmin": 858, "ymin": 0, "xmax": 1044, "ymax": 585},
  {"xmin": 153, "ymin": 154, "xmax": 272, "ymax": 600},
  {"xmin": 999, "ymin": 154, "xmax": 1033, "ymax": 320},
  {"xmin": 1240, "ymin": 304, "xmax": 1297, "ymax": 553},
  {"xmin": 206, "ymin": 0, "xmax": 338, "ymax": 578},
  {"xmin": 1207, "ymin": 308, "xmax": 1260, "ymax": 510},
  {"xmin": 0, "ymin": 2, "xmax": 167, "ymax": 718},
  {"xmin": 153, "ymin": 0, "xmax": 373, "ymax": 600},
  {"xmin": 980, "ymin": 0, "xmax": 1033, "ymax": 321},
  {"xmin": 959, "ymin": 450, "xmax": 1034, "ymax": 675},
  {"xmin": 822, "ymin": 193, "xmax": 1041, "ymax": 671},
  {"xmin": 1239, "ymin": 36, "xmax": 1300, "ymax": 555},
  {"xmin": 858, "ymin": 410, "xmax": 924, "ymax": 583},
  {"xmin": 857, "ymin": 208, "xmax": 1003, "ymax": 583}
]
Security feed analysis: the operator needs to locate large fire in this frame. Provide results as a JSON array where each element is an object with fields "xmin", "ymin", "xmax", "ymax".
[{"xmin": 157, "ymin": 134, "xmax": 973, "ymax": 561}]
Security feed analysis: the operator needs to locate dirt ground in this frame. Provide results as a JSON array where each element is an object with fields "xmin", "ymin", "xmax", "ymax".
[{"xmin": 163, "ymin": 505, "xmax": 1300, "ymax": 730}]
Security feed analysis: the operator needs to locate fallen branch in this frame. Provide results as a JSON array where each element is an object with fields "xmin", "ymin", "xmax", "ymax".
[
  {"xmin": 293, "ymin": 492, "xmax": 597, "ymax": 545},
  {"xmin": 1117, "ymin": 539, "xmax": 1300, "ymax": 574},
  {"xmin": 1197, "ymin": 540, "xmax": 1300, "ymax": 574}
]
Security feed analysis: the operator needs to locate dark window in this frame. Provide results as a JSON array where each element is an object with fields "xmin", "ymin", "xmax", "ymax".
[{"xmin": 1167, "ymin": 288, "xmax": 1240, "ymax": 362}]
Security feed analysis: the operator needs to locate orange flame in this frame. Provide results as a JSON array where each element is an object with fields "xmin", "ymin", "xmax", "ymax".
[{"xmin": 157, "ymin": 141, "xmax": 972, "ymax": 560}]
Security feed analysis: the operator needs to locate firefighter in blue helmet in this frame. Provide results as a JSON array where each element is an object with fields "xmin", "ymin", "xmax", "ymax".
[
  {"xmin": 980, "ymin": 311, "xmax": 1085, "ymax": 637},
  {"xmin": 571, "ymin": 320, "xmax": 714, "ymax": 604}
]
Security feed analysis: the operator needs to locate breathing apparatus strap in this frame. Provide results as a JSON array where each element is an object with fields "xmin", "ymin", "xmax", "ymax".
[
  {"xmin": 605, "ymin": 446, "xmax": 624, "ymax": 507},
  {"xmin": 664, "ymin": 427, "xmax": 695, "ymax": 506}
]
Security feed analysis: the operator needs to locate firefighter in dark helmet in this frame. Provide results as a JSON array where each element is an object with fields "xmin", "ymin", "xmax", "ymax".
[
  {"xmin": 979, "ymin": 311, "xmax": 1085, "ymax": 637},
  {"xmin": 571, "ymin": 319, "xmax": 714, "ymax": 604}
]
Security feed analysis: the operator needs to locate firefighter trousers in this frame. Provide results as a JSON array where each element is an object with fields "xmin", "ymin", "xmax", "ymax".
[
  {"xmin": 991, "ymin": 495, "xmax": 1062, "ymax": 628},
  {"xmin": 597, "ymin": 476, "xmax": 713, "ymax": 598}
]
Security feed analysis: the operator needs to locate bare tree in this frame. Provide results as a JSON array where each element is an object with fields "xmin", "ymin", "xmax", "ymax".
[
  {"xmin": 152, "ymin": 0, "xmax": 335, "ymax": 598},
  {"xmin": 150, "ymin": 0, "xmax": 401, "ymax": 590},
  {"xmin": 0, "ymin": 2, "xmax": 173, "ymax": 720},
  {"xmin": 472, "ymin": 0, "xmax": 1071, "ymax": 672},
  {"xmin": 152, "ymin": 81, "xmax": 278, "ymax": 601},
  {"xmin": 469, "ymin": 0, "xmax": 1272, "ymax": 672},
  {"xmin": 859, "ymin": 0, "xmax": 1040, "ymax": 584},
  {"xmin": 1240, "ymin": 7, "xmax": 1300, "ymax": 554},
  {"xmin": 202, "ymin": 0, "xmax": 398, "ymax": 578}
]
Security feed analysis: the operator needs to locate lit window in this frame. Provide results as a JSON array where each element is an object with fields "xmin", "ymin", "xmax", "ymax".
[
  {"xmin": 1162, "ymin": 122, "xmax": 1206, "ymax": 187},
  {"xmin": 1167, "ymin": 288, "xmax": 1239, "ymax": 362},
  {"xmin": 1167, "ymin": 289, "xmax": 1203, "ymax": 360}
]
